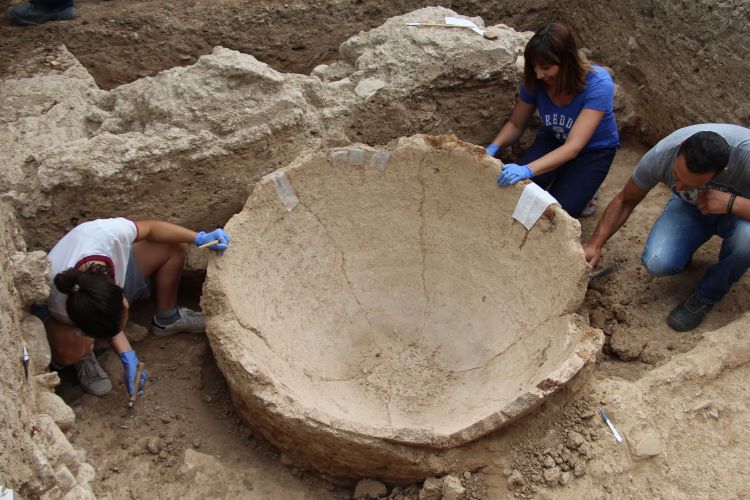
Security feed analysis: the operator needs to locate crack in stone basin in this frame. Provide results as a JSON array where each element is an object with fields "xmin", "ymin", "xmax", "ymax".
[{"xmin": 202, "ymin": 134, "xmax": 603, "ymax": 481}]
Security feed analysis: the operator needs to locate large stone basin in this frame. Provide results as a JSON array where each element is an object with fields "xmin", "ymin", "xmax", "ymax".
[{"xmin": 202, "ymin": 135, "xmax": 603, "ymax": 481}]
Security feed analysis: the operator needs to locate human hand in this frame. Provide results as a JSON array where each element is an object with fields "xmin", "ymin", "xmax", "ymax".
[
  {"xmin": 485, "ymin": 143, "xmax": 501, "ymax": 157},
  {"xmin": 583, "ymin": 242, "xmax": 602, "ymax": 269},
  {"xmin": 697, "ymin": 189, "xmax": 732, "ymax": 215},
  {"xmin": 119, "ymin": 350, "xmax": 148, "ymax": 397},
  {"xmin": 195, "ymin": 228, "xmax": 231, "ymax": 255},
  {"xmin": 497, "ymin": 164, "xmax": 533, "ymax": 186}
]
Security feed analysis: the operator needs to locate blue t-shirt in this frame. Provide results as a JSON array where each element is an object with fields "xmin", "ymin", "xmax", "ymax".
[{"xmin": 519, "ymin": 65, "xmax": 620, "ymax": 151}]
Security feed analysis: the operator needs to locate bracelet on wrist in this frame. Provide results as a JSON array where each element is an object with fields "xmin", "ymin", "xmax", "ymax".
[{"xmin": 727, "ymin": 194, "xmax": 737, "ymax": 214}]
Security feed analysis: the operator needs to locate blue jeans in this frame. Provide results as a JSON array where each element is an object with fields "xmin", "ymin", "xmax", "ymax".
[
  {"xmin": 642, "ymin": 195, "xmax": 750, "ymax": 303},
  {"xmin": 521, "ymin": 130, "xmax": 617, "ymax": 218}
]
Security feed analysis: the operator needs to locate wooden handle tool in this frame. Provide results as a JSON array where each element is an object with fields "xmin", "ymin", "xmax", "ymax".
[
  {"xmin": 121, "ymin": 362, "xmax": 145, "ymax": 429},
  {"xmin": 197, "ymin": 239, "xmax": 220, "ymax": 249}
]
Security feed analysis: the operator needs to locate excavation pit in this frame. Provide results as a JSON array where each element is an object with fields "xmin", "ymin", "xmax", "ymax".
[{"xmin": 202, "ymin": 134, "xmax": 603, "ymax": 481}]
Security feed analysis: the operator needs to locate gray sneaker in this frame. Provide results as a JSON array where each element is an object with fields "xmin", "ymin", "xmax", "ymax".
[
  {"xmin": 8, "ymin": 2, "xmax": 76, "ymax": 25},
  {"xmin": 74, "ymin": 352, "xmax": 112, "ymax": 396},
  {"xmin": 152, "ymin": 307, "xmax": 206, "ymax": 337}
]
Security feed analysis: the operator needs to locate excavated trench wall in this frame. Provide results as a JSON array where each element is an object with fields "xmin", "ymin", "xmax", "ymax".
[{"xmin": 1, "ymin": 7, "xmax": 533, "ymax": 250}]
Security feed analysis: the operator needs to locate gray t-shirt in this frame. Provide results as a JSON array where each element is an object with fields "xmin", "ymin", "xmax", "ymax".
[{"xmin": 632, "ymin": 124, "xmax": 750, "ymax": 205}]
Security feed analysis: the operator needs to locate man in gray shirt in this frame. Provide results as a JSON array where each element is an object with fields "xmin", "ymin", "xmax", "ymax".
[{"xmin": 584, "ymin": 124, "xmax": 750, "ymax": 331}]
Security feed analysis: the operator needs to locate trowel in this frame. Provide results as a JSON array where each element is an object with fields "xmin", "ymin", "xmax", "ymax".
[
  {"xmin": 588, "ymin": 263, "xmax": 619, "ymax": 284},
  {"xmin": 407, "ymin": 16, "xmax": 498, "ymax": 40},
  {"xmin": 121, "ymin": 362, "xmax": 145, "ymax": 429}
]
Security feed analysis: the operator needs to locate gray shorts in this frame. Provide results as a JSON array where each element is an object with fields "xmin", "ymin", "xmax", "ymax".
[
  {"xmin": 124, "ymin": 246, "xmax": 150, "ymax": 304},
  {"xmin": 31, "ymin": 247, "xmax": 150, "ymax": 322}
]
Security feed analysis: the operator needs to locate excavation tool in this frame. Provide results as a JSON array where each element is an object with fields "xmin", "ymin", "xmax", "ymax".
[
  {"xmin": 22, "ymin": 344, "xmax": 29, "ymax": 382},
  {"xmin": 121, "ymin": 362, "xmax": 145, "ymax": 429},
  {"xmin": 407, "ymin": 16, "xmax": 498, "ymax": 40},
  {"xmin": 588, "ymin": 263, "xmax": 619, "ymax": 284},
  {"xmin": 599, "ymin": 408, "xmax": 623, "ymax": 443},
  {"xmin": 197, "ymin": 239, "xmax": 220, "ymax": 249}
]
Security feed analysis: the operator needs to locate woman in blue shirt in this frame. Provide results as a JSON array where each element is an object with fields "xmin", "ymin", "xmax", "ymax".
[{"xmin": 485, "ymin": 23, "xmax": 619, "ymax": 218}]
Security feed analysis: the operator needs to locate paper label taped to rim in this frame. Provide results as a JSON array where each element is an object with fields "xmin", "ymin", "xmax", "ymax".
[
  {"xmin": 270, "ymin": 171, "xmax": 300, "ymax": 212},
  {"xmin": 512, "ymin": 183, "xmax": 559, "ymax": 230}
]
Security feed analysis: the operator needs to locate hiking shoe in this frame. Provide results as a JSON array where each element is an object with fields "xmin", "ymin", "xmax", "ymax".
[
  {"xmin": 74, "ymin": 352, "xmax": 112, "ymax": 396},
  {"xmin": 580, "ymin": 192, "xmax": 599, "ymax": 218},
  {"xmin": 8, "ymin": 2, "xmax": 76, "ymax": 25},
  {"xmin": 667, "ymin": 292, "xmax": 713, "ymax": 332},
  {"xmin": 152, "ymin": 307, "xmax": 205, "ymax": 336}
]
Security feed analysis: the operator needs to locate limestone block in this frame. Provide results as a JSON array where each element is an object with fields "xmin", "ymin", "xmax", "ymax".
[
  {"xmin": 354, "ymin": 78, "xmax": 386, "ymax": 99},
  {"xmin": 442, "ymin": 475, "xmax": 466, "ymax": 500},
  {"xmin": 631, "ymin": 429, "xmax": 662, "ymax": 458},
  {"xmin": 61, "ymin": 484, "xmax": 96, "ymax": 500},
  {"xmin": 11, "ymin": 251, "xmax": 50, "ymax": 306},
  {"xmin": 27, "ymin": 444, "xmax": 57, "ymax": 494},
  {"xmin": 54, "ymin": 465, "xmax": 76, "ymax": 492},
  {"xmin": 22, "ymin": 313, "xmax": 52, "ymax": 376},
  {"xmin": 543, "ymin": 466, "xmax": 561, "ymax": 487},
  {"xmin": 40, "ymin": 486, "xmax": 62, "ymax": 500},
  {"xmin": 33, "ymin": 414, "xmax": 79, "ymax": 471},
  {"xmin": 75, "ymin": 463, "xmax": 95, "ymax": 485},
  {"xmin": 418, "ymin": 477, "xmax": 443, "ymax": 500},
  {"xmin": 34, "ymin": 372, "xmax": 61, "ymax": 390},
  {"xmin": 353, "ymin": 479, "xmax": 388, "ymax": 499},
  {"xmin": 37, "ymin": 391, "xmax": 75, "ymax": 431},
  {"xmin": 178, "ymin": 449, "xmax": 222, "ymax": 479}
]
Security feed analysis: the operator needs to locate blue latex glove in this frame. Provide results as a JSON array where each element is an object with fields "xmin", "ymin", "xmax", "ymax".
[
  {"xmin": 485, "ymin": 143, "xmax": 501, "ymax": 157},
  {"xmin": 498, "ymin": 163, "xmax": 534, "ymax": 186},
  {"xmin": 120, "ymin": 350, "xmax": 148, "ymax": 397},
  {"xmin": 195, "ymin": 228, "xmax": 231, "ymax": 255}
]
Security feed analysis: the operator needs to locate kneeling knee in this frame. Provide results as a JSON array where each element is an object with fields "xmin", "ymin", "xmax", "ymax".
[{"xmin": 641, "ymin": 253, "xmax": 683, "ymax": 277}]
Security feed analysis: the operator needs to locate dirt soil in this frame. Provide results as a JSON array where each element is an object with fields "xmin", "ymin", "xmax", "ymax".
[{"xmin": 1, "ymin": 1, "xmax": 748, "ymax": 499}]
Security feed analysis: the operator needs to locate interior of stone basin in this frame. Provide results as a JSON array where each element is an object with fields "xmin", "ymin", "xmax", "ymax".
[{"xmin": 204, "ymin": 135, "xmax": 596, "ymax": 447}]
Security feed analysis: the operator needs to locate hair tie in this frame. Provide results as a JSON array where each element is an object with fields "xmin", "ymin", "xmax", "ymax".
[{"xmin": 72, "ymin": 284, "xmax": 80, "ymax": 292}]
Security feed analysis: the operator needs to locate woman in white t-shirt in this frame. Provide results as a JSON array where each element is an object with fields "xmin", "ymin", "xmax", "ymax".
[{"xmin": 36, "ymin": 218, "xmax": 230, "ymax": 397}]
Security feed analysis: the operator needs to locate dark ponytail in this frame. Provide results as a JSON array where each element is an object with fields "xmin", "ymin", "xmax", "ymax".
[{"xmin": 53, "ymin": 267, "xmax": 125, "ymax": 339}]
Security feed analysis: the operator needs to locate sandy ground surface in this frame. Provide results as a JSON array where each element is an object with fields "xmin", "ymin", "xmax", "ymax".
[{"xmin": 1, "ymin": 1, "xmax": 748, "ymax": 498}]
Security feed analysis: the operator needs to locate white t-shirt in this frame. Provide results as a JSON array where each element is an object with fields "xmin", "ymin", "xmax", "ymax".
[{"xmin": 47, "ymin": 218, "xmax": 138, "ymax": 324}]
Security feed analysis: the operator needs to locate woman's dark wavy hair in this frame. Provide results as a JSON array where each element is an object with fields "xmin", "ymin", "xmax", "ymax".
[
  {"xmin": 523, "ymin": 22, "xmax": 590, "ymax": 95},
  {"xmin": 53, "ymin": 266, "xmax": 124, "ymax": 339}
]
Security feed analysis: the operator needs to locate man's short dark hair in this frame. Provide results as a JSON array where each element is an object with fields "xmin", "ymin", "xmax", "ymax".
[{"xmin": 678, "ymin": 131, "xmax": 730, "ymax": 175}]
